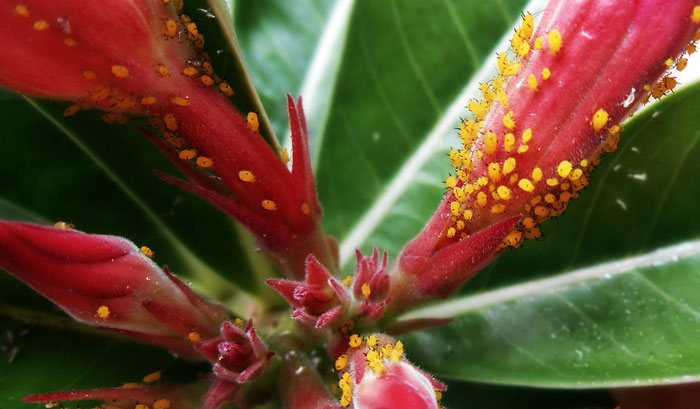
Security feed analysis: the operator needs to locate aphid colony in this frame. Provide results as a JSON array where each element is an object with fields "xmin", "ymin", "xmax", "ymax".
[{"xmin": 443, "ymin": 10, "xmax": 700, "ymax": 252}]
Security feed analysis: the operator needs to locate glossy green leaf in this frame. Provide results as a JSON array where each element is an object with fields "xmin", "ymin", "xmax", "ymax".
[{"xmin": 402, "ymin": 82, "xmax": 700, "ymax": 387}]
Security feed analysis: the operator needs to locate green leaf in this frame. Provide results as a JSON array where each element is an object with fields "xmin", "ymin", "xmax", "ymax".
[
  {"xmin": 402, "ymin": 82, "xmax": 700, "ymax": 387},
  {"xmin": 0, "ymin": 317, "xmax": 201, "ymax": 409}
]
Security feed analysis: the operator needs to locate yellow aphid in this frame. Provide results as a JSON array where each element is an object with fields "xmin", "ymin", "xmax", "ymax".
[
  {"xmin": 456, "ymin": 220, "xmax": 465, "ymax": 230},
  {"xmin": 518, "ymin": 178, "xmax": 534, "ymax": 192},
  {"xmin": 527, "ymin": 74, "xmax": 538, "ymax": 91},
  {"xmin": 518, "ymin": 42, "xmax": 530, "ymax": 57},
  {"xmin": 521, "ymin": 13, "xmax": 534, "ymax": 39},
  {"xmin": 171, "ymin": 96, "xmax": 189, "ymax": 106},
  {"xmin": 445, "ymin": 176, "xmax": 457, "ymax": 189},
  {"xmin": 547, "ymin": 29, "xmax": 562, "ymax": 53},
  {"xmin": 580, "ymin": 159, "xmax": 589, "ymax": 168},
  {"xmin": 463, "ymin": 209, "xmax": 473, "ymax": 220},
  {"xmin": 89, "ymin": 86, "xmax": 110, "ymax": 101},
  {"xmin": 366, "ymin": 334, "xmax": 378, "ymax": 347},
  {"xmin": 361, "ymin": 283, "xmax": 371, "ymax": 299},
  {"xmin": 97, "ymin": 305, "xmax": 110, "ymax": 319},
  {"xmin": 496, "ymin": 185, "xmax": 511, "ymax": 200},
  {"xmin": 202, "ymin": 61, "xmax": 214, "ymax": 76},
  {"xmin": 480, "ymin": 82, "xmax": 495, "ymax": 102},
  {"xmin": 349, "ymin": 334, "xmax": 362, "ymax": 348},
  {"xmin": 158, "ymin": 65, "xmax": 170, "ymax": 77},
  {"xmin": 219, "ymin": 81, "xmax": 234, "ymax": 96},
  {"xmin": 491, "ymin": 204, "xmax": 506, "ymax": 214},
  {"xmin": 677, "ymin": 58, "xmax": 688, "ymax": 71},
  {"xmin": 532, "ymin": 167, "xmax": 543, "ymax": 182},
  {"xmin": 15, "ymin": 5, "xmax": 29, "ymax": 17},
  {"xmin": 187, "ymin": 332, "xmax": 201, "ymax": 342},
  {"xmin": 247, "ymin": 112, "xmax": 259, "ymax": 133},
  {"xmin": 54, "ymin": 221, "xmax": 73, "ymax": 229},
  {"xmin": 143, "ymin": 371, "xmax": 161, "ymax": 383},
  {"xmin": 446, "ymin": 227, "xmax": 456, "ymax": 238},
  {"xmin": 301, "ymin": 202, "xmax": 311, "ymax": 215},
  {"xmin": 342, "ymin": 275, "xmax": 352, "ymax": 286},
  {"xmin": 164, "ymin": 113, "xmax": 178, "ymax": 131},
  {"xmin": 503, "ymin": 157, "xmax": 516, "ymax": 174},
  {"xmin": 544, "ymin": 193, "xmax": 556, "ymax": 203},
  {"xmin": 534, "ymin": 37, "xmax": 543, "ymax": 50},
  {"xmin": 63, "ymin": 38, "xmax": 77, "ymax": 47},
  {"xmin": 523, "ymin": 216, "xmax": 536, "ymax": 229},
  {"xmin": 63, "ymin": 103, "xmax": 81, "ymax": 117},
  {"xmin": 502, "ymin": 110, "xmax": 515, "ymax": 130},
  {"xmin": 111, "ymin": 65, "xmax": 129, "ymax": 78},
  {"xmin": 200, "ymin": 75, "xmax": 214, "ymax": 86},
  {"xmin": 261, "ymin": 199, "xmax": 278, "ymax": 211},
  {"xmin": 178, "ymin": 149, "xmax": 196, "ymax": 160},
  {"xmin": 502, "ymin": 231, "xmax": 522, "ymax": 248},
  {"xmin": 488, "ymin": 162, "xmax": 501, "ymax": 182},
  {"xmin": 517, "ymin": 144, "xmax": 529, "ymax": 154},
  {"xmin": 592, "ymin": 108, "xmax": 609, "ymax": 132},
  {"xmin": 450, "ymin": 201, "xmax": 461, "ymax": 216},
  {"xmin": 483, "ymin": 131, "xmax": 498, "ymax": 155},
  {"xmin": 663, "ymin": 76, "xmax": 677, "ymax": 91},
  {"xmin": 664, "ymin": 58, "xmax": 674, "ymax": 67},
  {"xmin": 694, "ymin": 6, "xmax": 700, "ymax": 23},
  {"xmin": 504, "ymin": 132, "xmax": 515, "ymax": 152},
  {"xmin": 153, "ymin": 399, "xmax": 171, "ymax": 409},
  {"xmin": 546, "ymin": 177, "xmax": 559, "ymax": 186},
  {"xmin": 186, "ymin": 22, "xmax": 198, "ymax": 38},
  {"xmin": 453, "ymin": 187, "xmax": 465, "ymax": 202},
  {"xmin": 33, "ymin": 19, "xmax": 49, "ymax": 31},
  {"xmin": 280, "ymin": 148, "xmax": 290, "ymax": 165},
  {"xmin": 234, "ymin": 318, "xmax": 245, "ymax": 326},
  {"xmin": 165, "ymin": 19, "xmax": 177, "ymax": 38},
  {"xmin": 335, "ymin": 354, "xmax": 348, "ymax": 371},
  {"xmin": 196, "ymin": 156, "xmax": 213, "ymax": 168},
  {"xmin": 557, "ymin": 160, "xmax": 573, "ymax": 178},
  {"xmin": 569, "ymin": 168, "xmax": 583, "ymax": 180},
  {"xmin": 141, "ymin": 96, "xmax": 157, "ymax": 105},
  {"xmin": 182, "ymin": 66, "xmax": 198, "ymax": 77},
  {"xmin": 468, "ymin": 100, "xmax": 489, "ymax": 120},
  {"xmin": 476, "ymin": 191, "xmax": 488, "ymax": 207},
  {"xmin": 521, "ymin": 128, "xmax": 533, "ymax": 144},
  {"xmin": 140, "ymin": 246, "xmax": 154, "ymax": 258},
  {"xmin": 542, "ymin": 67, "xmax": 551, "ymax": 80}
]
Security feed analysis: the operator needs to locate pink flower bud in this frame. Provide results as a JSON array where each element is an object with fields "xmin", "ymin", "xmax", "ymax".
[
  {"xmin": 393, "ymin": 0, "xmax": 700, "ymax": 307},
  {"xmin": 349, "ymin": 249, "xmax": 390, "ymax": 323},
  {"xmin": 195, "ymin": 320, "xmax": 273, "ymax": 385},
  {"xmin": 333, "ymin": 334, "xmax": 444, "ymax": 409},
  {"xmin": 267, "ymin": 255, "xmax": 350, "ymax": 329},
  {"xmin": 0, "ymin": 221, "xmax": 227, "ymax": 359}
]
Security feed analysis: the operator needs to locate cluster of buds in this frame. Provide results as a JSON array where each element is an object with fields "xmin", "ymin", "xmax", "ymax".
[
  {"xmin": 195, "ymin": 320, "xmax": 274, "ymax": 407},
  {"xmin": 266, "ymin": 248, "xmax": 391, "ymax": 330},
  {"xmin": 388, "ymin": 0, "xmax": 700, "ymax": 312},
  {"xmin": 333, "ymin": 333, "xmax": 445, "ymax": 408}
]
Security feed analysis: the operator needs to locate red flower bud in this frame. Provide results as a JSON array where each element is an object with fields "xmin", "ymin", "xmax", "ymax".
[
  {"xmin": 195, "ymin": 320, "xmax": 273, "ymax": 385},
  {"xmin": 0, "ymin": 1, "xmax": 334, "ymax": 279},
  {"xmin": 267, "ymin": 255, "xmax": 350, "ymax": 329},
  {"xmin": 0, "ymin": 221, "xmax": 227, "ymax": 359},
  {"xmin": 392, "ymin": 0, "xmax": 700, "ymax": 307}
]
